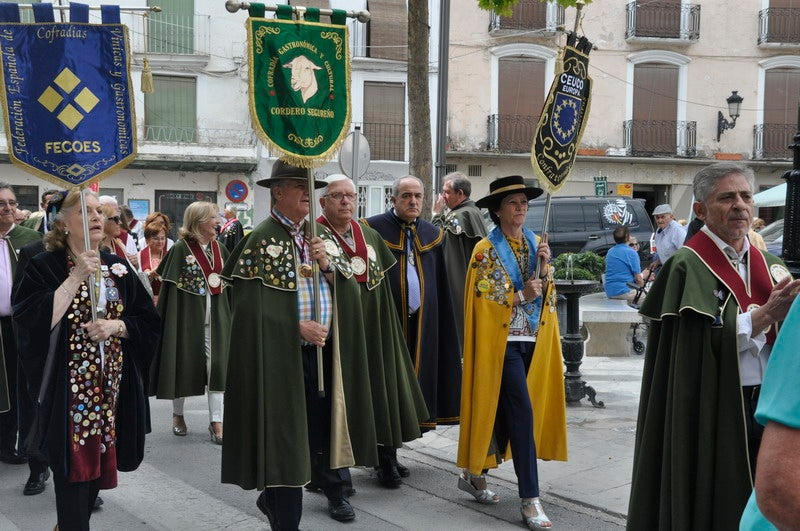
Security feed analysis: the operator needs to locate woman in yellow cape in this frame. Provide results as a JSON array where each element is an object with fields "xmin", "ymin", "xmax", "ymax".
[{"xmin": 456, "ymin": 176, "xmax": 567, "ymax": 530}]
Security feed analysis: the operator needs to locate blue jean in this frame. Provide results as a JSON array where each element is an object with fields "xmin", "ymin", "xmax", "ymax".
[{"xmin": 496, "ymin": 340, "xmax": 540, "ymax": 498}]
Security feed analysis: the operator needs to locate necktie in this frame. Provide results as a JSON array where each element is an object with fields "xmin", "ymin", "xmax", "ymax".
[{"xmin": 405, "ymin": 225, "xmax": 421, "ymax": 314}]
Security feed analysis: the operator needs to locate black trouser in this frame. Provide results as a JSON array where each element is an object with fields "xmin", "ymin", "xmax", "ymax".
[
  {"xmin": 0, "ymin": 316, "xmax": 18, "ymax": 455},
  {"xmin": 52, "ymin": 469, "xmax": 100, "ymax": 531},
  {"xmin": 263, "ymin": 344, "xmax": 342, "ymax": 530},
  {"xmin": 742, "ymin": 384, "xmax": 763, "ymax": 480}
]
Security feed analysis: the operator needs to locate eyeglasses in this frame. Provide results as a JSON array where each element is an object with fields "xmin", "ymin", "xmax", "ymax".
[
  {"xmin": 108, "ymin": 216, "xmax": 121, "ymax": 223},
  {"xmin": 0, "ymin": 200, "xmax": 18, "ymax": 208},
  {"xmin": 629, "ymin": 243, "xmax": 639, "ymax": 248},
  {"xmin": 324, "ymin": 192, "xmax": 357, "ymax": 202}
]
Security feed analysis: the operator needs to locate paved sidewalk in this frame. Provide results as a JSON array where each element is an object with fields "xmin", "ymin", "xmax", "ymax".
[{"xmin": 405, "ymin": 355, "xmax": 643, "ymax": 521}]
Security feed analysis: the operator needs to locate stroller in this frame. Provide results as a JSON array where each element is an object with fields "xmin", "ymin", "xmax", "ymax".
[{"xmin": 626, "ymin": 267, "xmax": 655, "ymax": 354}]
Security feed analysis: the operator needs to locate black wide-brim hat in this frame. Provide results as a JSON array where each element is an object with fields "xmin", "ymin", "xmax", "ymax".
[
  {"xmin": 256, "ymin": 159, "xmax": 327, "ymax": 189},
  {"xmin": 475, "ymin": 175, "xmax": 544, "ymax": 209}
]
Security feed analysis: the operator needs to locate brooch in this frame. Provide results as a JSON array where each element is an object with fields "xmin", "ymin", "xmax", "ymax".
[
  {"xmin": 185, "ymin": 255, "xmax": 197, "ymax": 265},
  {"xmin": 110, "ymin": 263, "xmax": 128, "ymax": 277}
]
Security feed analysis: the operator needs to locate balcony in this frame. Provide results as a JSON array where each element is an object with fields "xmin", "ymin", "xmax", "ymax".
[
  {"xmin": 753, "ymin": 124, "xmax": 794, "ymax": 159},
  {"xmin": 354, "ymin": 121, "xmax": 406, "ymax": 161},
  {"xmin": 625, "ymin": 1, "xmax": 701, "ymax": 42},
  {"xmin": 623, "ymin": 120, "xmax": 697, "ymax": 157},
  {"xmin": 489, "ymin": 0, "xmax": 565, "ymax": 34},
  {"xmin": 135, "ymin": 125, "xmax": 259, "ymax": 171},
  {"xmin": 487, "ymin": 114, "xmax": 539, "ymax": 153},
  {"xmin": 124, "ymin": 12, "xmax": 211, "ymax": 67},
  {"xmin": 758, "ymin": 8, "xmax": 800, "ymax": 45}
]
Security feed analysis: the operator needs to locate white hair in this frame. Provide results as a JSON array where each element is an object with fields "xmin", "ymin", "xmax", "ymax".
[
  {"xmin": 98, "ymin": 195, "xmax": 118, "ymax": 206},
  {"xmin": 321, "ymin": 174, "xmax": 355, "ymax": 196}
]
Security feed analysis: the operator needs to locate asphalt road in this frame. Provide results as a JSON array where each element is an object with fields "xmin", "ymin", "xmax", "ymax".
[{"xmin": 0, "ymin": 395, "xmax": 625, "ymax": 530}]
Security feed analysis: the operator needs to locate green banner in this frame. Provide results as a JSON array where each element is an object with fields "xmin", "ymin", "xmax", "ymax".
[{"xmin": 247, "ymin": 17, "xmax": 350, "ymax": 167}]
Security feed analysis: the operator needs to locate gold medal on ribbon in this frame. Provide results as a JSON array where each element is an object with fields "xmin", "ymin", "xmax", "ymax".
[
  {"xmin": 208, "ymin": 272, "xmax": 221, "ymax": 288},
  {"xmin": 299, "ymin": 264, "xmax": 313, "ymax": 278}
]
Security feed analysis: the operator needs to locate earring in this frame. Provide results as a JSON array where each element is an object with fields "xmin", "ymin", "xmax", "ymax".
[{"xmin": 64, "ymin": 230, "xmax": 69, "ymax": 235}]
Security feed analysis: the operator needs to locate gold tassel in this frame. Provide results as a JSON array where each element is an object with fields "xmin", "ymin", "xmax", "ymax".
[{"xmin": 141, "ymin": 57, "xmax": 154, "ymax": 94}]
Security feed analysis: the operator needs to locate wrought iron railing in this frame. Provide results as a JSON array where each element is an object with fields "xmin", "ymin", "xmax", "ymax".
[
  {"xmin": 142, "ymin": 125, "xmax": 257, "ymax": 146},
  {"xmin": 625, "ymin": 1, "xmax": 701, "ymax": 40},
  {"xmin": 489, "ymin": 0, "xmax": 565, "ymax": 32},
  {"xmin": 623, "ymin": 119, "xmax": 696, "ymax": 157},
  {"xmin": 124, "ymin": 13, "xmax": 211, "ymax": 56},
  {"xmin": 487, "ymin": 114, "xmax": 539, "ymax": 153},
  {"xmin": 758, "ymin": 8, "xmax": 800, "ymax": 45},
  {"xmin": 353, "ymin": 121, "xmax": 406, "ymax": 161},
  {"xmin": 753, "ymin": 123, "xmax": 794, "ymax": 159}
]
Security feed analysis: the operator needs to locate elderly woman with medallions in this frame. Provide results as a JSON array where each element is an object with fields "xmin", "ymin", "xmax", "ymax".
[
  {"xmin": 13, "ymin": 190, "xmax": 161, "ymax": 529},
  {"xmin": 456, "ymin": 176, "xmax": 567, "ymax": 530},
  {"xmin": 150, "ymin": 201, "xmax": 232, "ymax": 444}
]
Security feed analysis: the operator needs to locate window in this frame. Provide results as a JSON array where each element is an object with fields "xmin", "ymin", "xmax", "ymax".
[
  {"xmin": 760, "ymin": 0, "xmax": 800, "ymax": 44},
  {"xmin": 761, "ymin": 67, "xmax": 800, "ymax": 158},
  {"xmin": 553, "ymin": 204, "xmax": 587, "ymax": 233},
  {"xmin": 630, "ymin": 63, "xmax": 678, "ymax": 155},
  {"xmin": 155, "ymin": 190, "xmax": 216, "ymax": 239},
  {"xmin": 144, "ymin": 75, "xmax": 197, "ymax": 143},
  {"xmin": 14, "ymin": 185, "xmax": 38, "ymax": 212},
  {"xmin": 363, "ymin": 81, "xmax": 405, "ymax": 161},
  {"xmin": 496, "ymin": 56, "xmax": 545, "ymax": 153},
  {"xmin": 366, "ymin": 0, "xmax": 407, "ymax": 61},
  {"xmin": 147, "ymin": 0, "xmax": 194, "ymax": 54},
  {"xmin": 632, "ymin": 0, "xmax": 682, "ymax": 38}
]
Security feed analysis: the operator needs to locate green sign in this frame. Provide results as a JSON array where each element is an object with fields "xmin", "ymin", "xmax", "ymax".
[
  {"xmin": 247, "ymin": 16, "xmax": 350, "ymax": 167},
  {"xmin": 594, "ymin": 176, "xmax": 606, "ymax": 196}
]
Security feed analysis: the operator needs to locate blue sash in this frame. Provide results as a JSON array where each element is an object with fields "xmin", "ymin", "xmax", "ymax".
[{"xmin": 488, "ymin": 226, "xmax": 542, "ymax": 333}]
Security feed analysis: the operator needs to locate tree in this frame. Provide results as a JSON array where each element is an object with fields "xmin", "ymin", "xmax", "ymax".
[
  {"xmin": 408, "ymin": 0, "xmax": 433, "ymax": 219},
  {"xmin": 478, "ymin": 0, "xmax": 593, "ymax": 17}
]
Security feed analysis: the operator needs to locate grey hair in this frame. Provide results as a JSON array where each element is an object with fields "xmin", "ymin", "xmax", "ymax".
[
  {"xmin": 693, "ymin": 162, "xmax": 755, "ymax": 202},
  {"xmin": 0, "ymin": 182, "xmax": 13, "ymax": 194},
  {"xmin": 98, "ymin": 195, "xmax": 118, "ymax": 206},
  {"xmin": 391, "ymin": 175, "xmax": 424, "ymax": 197},
  {"xmin": 320, "ymin": 174, "xmax": 355, "ymax": 196},
  {"xmin": 444, "ymin": 172, "xmax": 471, "ymax": 197}
]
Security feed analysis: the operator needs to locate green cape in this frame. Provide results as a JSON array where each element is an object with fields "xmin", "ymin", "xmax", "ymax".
[
  {"xmin": 150, "ymin": 239, "xmax": 232, "ymax": 398},
  {"xmin": 0, "ymin": 224, "xmax": 42, "ymax": 412},
  {"xmin": 358, "ymin": 223, "xmax": 428, "ymax": 445},
  {"xmin": 628, "ymin": 247, "xmax": 784, "ymax": 530},
  {"xmin": 220, "ymin": 217, "xmax": 377, "ymax": 489}
]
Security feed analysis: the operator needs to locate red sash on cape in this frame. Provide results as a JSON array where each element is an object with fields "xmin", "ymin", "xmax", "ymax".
[
  {"xmin": 317, "ymin": 216, "xmax": 368, "ymax": 283},
  {"xmin": 186, "ymin": 240, "xmax": 224, "ymax": 295},
  {"xmin": 140, "ymin": 246, "xmax": 163, "ymax": 296},
  {"xmin": 220, "ymin": 218, "xmax": 239, "ymax": 234},
  {"xmin": 684, "ymin": 230, "xmax": 776, "ymax": 344}
]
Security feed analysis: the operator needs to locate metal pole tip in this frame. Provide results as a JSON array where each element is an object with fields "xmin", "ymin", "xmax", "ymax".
[
  {"xmin": 225, "ymin": 0, "xmax": 242, "ymax": 13},
  {"xmin": 356, "ymin": 10, "xmax": 371, "ymax": 23}
]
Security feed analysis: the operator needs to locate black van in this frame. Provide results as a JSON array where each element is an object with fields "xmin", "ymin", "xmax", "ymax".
[{"xmin": 524, "ymin": 196, "xmax": 654, "ymax": 265}]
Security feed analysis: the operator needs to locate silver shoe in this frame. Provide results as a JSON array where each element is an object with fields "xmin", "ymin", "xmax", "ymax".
[
  {"xmin": 521, "ymin": 498, "xmax": 552, "ymax": 530},
  {"xmin": 457, "ymin": 471, "xmax": 499, "ymax": 504}
]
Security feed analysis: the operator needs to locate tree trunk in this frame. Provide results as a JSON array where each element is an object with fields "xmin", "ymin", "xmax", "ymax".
[{"xmin": 408, "ymin": 0, "xmax": 433, "ymax": 219}]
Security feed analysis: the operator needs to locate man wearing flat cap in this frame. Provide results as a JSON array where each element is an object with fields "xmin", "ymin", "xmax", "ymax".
[
  {"xmin": 649, "ymin": 203, "xmax": 686, "ymax": 271},
  {"xmin": 220, "ymin": 160, "xmax": 377, "ymax": 529},
  {"xmin": 363, "ymin": 175, "xmax": 462, "ymax": 485}
]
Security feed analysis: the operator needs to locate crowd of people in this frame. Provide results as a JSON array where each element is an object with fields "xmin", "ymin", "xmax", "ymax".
[{"xmin": 0, "ymin": 160, "xmax": 797, "ymax": 531}]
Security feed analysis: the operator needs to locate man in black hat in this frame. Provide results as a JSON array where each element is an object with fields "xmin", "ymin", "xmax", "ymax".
[
  {"xmin": 220, "ymin": 159, "xmax": 378, "ymax": 529},
  {"xmin": 363, "ymin": 175, "xmax": 462, "ymax": 486}
]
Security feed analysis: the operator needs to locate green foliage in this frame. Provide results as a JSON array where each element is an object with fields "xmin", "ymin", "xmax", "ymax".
[
  {"xmin": 552, "ymin": 251, "xmax": 605, "ymax": 282},
  {"xmin": 478, "ymin": 0, "xmax": 593, "ymax": 17}
]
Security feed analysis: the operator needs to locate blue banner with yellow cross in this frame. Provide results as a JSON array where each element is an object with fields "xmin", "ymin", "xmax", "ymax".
[{"xmin": 0, "ymin": 3, "xmax": 136, "ymax": 188}]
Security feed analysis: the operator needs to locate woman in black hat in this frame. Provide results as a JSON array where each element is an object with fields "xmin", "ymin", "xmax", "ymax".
[{"xmin": 456, "ymin": 176, "xmax": 568, "ymax": 530}]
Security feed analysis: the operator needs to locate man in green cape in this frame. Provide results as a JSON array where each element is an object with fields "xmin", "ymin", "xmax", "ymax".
[
  {"xmin": 0, "ymin": 182, "xmax": 42, "ymax": 464},
  {"xmin": 221, "ymin": 160, "xmax": 377, "ymax": 530},
  {"xmin": 318, "ymin": 174, "xmax": 429, "ymax": 489},
  {"xmin": 628, "ymin": 162, "xmax": 800, "ymax": 530},
  {"xmin": 432, "ymin": 172, "xmax": 487, "ymax": 349}
]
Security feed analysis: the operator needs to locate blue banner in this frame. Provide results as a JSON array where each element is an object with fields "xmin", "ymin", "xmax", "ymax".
[{"xmin": 0, "ymin": 19, "xmax": 136, "ymax": 187}]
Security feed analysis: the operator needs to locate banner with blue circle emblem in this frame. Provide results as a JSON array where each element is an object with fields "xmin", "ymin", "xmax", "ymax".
[
  {"xmin": 532, "ymin": 34, "xmax": 592, "ymax": 194},
  {"xmin": 0, "ymin": 3, "xmax": 136, "ymax": 188}
]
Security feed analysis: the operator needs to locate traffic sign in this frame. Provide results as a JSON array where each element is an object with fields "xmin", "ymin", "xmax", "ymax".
[
  {"xmin": 225, "ymin": 180, "xmax": 248, "ymax": 203},
  {"xmin": 593, "ymin": 176, "xmax": 607, "ymax": 196}
]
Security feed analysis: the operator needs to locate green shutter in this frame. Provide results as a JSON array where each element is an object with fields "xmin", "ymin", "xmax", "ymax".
[
  {"xmin": 147, "ymin": 0, "xmax": 194, "ymax": 54},
  {"xmin": 144, "ymin": 75, "xmax": 197, "ymax": 142}
]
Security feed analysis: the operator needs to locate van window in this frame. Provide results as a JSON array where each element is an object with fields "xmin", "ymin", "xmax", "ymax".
[
  {"xmin": 600, "ymin": 199, "xmax": 639, "ymax": 229},
  {"xmin": 525, "ymin": 204, "xmax": 547, "ymax": 233}
]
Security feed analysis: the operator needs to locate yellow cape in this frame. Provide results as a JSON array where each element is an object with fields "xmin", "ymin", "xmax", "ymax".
[{"xmin": 456, "ymin": 238, "xmax": 568, "ymax": 474}]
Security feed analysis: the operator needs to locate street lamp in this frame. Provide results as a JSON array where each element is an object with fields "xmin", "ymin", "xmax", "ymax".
[{"xmin": 717, "ymin": 90, "xmax": 743, "ymax": 141}]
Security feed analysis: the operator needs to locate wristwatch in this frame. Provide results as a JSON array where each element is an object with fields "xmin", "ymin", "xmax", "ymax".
[{"xmin": 518, "ymin": 291, "xmax": 526, "ymax": 304}]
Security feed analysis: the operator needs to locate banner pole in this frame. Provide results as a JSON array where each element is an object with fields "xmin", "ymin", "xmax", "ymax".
[
  {"xmin": 13, "ymin": 4, "xmax": 160, "ymax": 12},
  {"xmin": 225, "ymin": 0, "xmax": 370, "ymax": 22},
  {"xmin": 79, "ymin": 188, "xmax": 98, "ymax": 323},
  {"xmin": 307, "ymin": 167, "xmax": 325, "ymax": 397}
]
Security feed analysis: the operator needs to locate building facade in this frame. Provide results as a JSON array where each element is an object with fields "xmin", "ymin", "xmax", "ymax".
[{"xmin": 445, "ymin": 0, "xmax": 796, "ymax": 223}]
